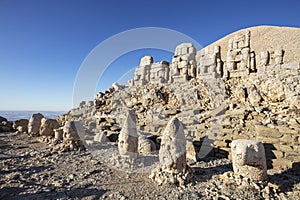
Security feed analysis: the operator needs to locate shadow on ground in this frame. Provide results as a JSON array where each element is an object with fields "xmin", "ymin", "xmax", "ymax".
[
  {"xmin": 0, "ymin": 186, "xmax": 107, "ymax": 200},
  {"xmin": 269, "ymin": 162, "xmax": 300, "ymax": 192}
]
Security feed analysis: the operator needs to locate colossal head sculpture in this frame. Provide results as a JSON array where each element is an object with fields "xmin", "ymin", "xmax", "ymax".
[
  {"xmin": 231, "ymin": 139, "xmax": 267, "ymax": 181},
  {"xmin": 118, "ymin": 110, "xmax": 138, "ymax": 158},
  {"xmin": 159, "ymin": 116, "xmax": 187, "ymax": 172}
]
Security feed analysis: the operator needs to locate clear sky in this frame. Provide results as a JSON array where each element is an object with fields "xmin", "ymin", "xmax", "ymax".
[{"xmin": 0, "ymin": 0, "xmax": 299, "ymax": 111}]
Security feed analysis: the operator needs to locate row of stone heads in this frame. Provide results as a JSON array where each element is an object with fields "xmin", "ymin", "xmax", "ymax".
[
  {"xmin": 11, "ymin": 111, "xmax": 268, "ymax": 184},
  {"xmin": 12, "ymin": 113, "xmax": 81, "ymax": 141},
  {"xmin": 118, "ymin": 110, "xmax": 268, "ymax": 184}
]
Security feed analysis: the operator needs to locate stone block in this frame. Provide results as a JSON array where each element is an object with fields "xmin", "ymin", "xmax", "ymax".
[
  {"xmin": 284, "ymin": 152, "xmax": 300, "ymax": 162},
  {"xmin": 273, "ymin": 144, "xmax": 293, "ymax": 152},
  {"xmin": 256, "ymin": 136, "xmax": 280, "ymax": 144},
  {"xmin": 255, "ymin": 125, "xmax": 283, "ymax": 138},
  {"xmin": 271, "ymin": 158, "xmax": 293, "ymax": 169},
  {"xmin": 277, "ymin": 126, "xmax": 298, "ymax": 134},
  {"xmin": 186, "ymin": 140, "xmax": 197, "ymax": 162}
]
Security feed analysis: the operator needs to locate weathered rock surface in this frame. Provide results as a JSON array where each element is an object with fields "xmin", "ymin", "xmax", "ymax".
[{"xmin": 3, "ymin": 131, "xmax": 300, "ymax": 200}]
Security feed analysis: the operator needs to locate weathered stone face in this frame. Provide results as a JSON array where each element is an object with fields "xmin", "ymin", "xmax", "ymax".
[
  {"xmin": 0, "ymin": 116, "xmax": 13, "ymax": 132},
  {"xmin": 118, "ymin": 110, "xmax": 138, "ymax": 158},
  {"xmin": 138, "ymin": 135, "xmax": 156, "ymax": 154},
  {"xmin": 63, "ymin": 121, "xmax": 82, "ymax": 140},
  {"xmin": 13, "ymin": 119, "xmax": 29, "ymax": 133},
  {"xmin": 40, "ymin": 118, "xmax": 60, "ymax": 137},
  {"xmin": 159, "ymin": 117, "xmax": 186, "ymax": 172},
  {"xmin": 140, "ymin": 56, "xmax": 153, "ymax": 66},
  {"xmin": 28, "ymin": 113, "xmax": 44, "ymax": 134},
  {"xmin": 231, "ymin": 139, "xmax": 267, "ymax": 181},
  {"xmin": 150, "ymin": 117, "xmax": 190, "ymax": 186}
]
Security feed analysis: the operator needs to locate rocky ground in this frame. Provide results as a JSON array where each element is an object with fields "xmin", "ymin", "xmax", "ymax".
[{"xmin": 1, "ymin": 131, "xmax": 300, "ymax": 200}]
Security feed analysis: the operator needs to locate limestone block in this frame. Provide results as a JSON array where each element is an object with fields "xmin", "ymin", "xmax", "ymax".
[
  {"xmin": 255, "ymin": 125, "xmax": 283, "ymax": 138},
  {"xmin": 273, "ymin": 144, "xmax": 293, "ymax": 152},
  {"xmin": 186, "ymin": 140, "xmax": 197, "ymax": 162},
  {"xmin": 247, "ymin": 84, "xmax": 262, "ymax": 105},
  {"xmin": 231, "ymin": 139, "xmax": 267, "ymax": 181},
  {"xmin": 271, "ymin": 158, "xmax": 293, "ymax": 169}
]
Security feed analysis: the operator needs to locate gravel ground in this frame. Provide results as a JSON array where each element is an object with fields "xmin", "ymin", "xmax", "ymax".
[{"xmin": 1, "ymin": 132, "xmax": 300, "ymax": 200}]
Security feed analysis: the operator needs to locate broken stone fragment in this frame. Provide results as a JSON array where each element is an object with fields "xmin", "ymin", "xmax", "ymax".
[
  {"xmin": 231, "ymin": 139, "xmax": 267, "ymax": 181},
  {"xmin": 247, "ymin": 84, "xmax": 262, "ymax": 105},
  {"xmin": 118, "ymin": 110, "xmax": 138, "ymax": 158}
]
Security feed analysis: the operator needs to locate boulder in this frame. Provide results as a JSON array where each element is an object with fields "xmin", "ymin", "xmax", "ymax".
[{"xmin": 0, "ymin": 116, "xmax": 7, "ymax": 123}]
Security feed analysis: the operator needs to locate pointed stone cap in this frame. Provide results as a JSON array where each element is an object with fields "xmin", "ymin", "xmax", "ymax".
[
  {"xmin": 118, "ymin": 109, "xmax": 138, "ymax": 158},
  {"xmin": 121, "ymin": 109, "xmax": 137, "ymax": 137},
  {"xmin": 162, "ymin": 116, "xmax": 185, "ymax": 140},
  {"xmin": 159, "ymin": 116, "xmax": 186, "ymax": 171}
]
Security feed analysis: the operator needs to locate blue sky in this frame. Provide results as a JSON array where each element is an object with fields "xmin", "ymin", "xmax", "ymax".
[{"xmin": 0, "ymin": 0, "xmax": 299, "ymax": 111}]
